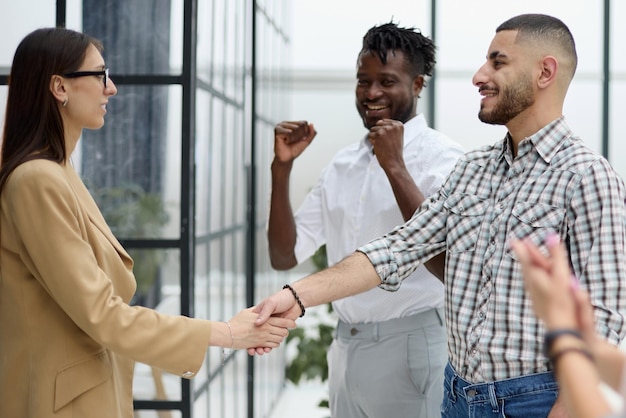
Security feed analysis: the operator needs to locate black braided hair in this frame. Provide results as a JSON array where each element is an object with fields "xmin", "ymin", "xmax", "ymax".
[{"xmin": 360, "ymin": 21, "xmax": 436, "ymax": 78}]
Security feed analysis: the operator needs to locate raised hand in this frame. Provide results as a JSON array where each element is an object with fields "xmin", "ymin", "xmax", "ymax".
[
  {"xmin": 368, "ymin": 119, "xmax": 405, "ymax": 171},
  {"xmin": 274, "ymin": 121, "xmax": 317, "ymax": 163}
]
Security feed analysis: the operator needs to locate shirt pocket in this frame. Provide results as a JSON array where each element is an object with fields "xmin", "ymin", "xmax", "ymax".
[
  {"xmin": 444, "ymin": 194, "xmax": 489, "ymax": 253},
  {"xmin": 507, "ymin": 201, "xmax": 566, "ymax": 259}
]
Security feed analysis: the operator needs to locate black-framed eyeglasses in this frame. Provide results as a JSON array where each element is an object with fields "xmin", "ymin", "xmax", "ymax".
[{"xmin": 62, "ymin": 68, "xmax": 109, "ymax": 88}]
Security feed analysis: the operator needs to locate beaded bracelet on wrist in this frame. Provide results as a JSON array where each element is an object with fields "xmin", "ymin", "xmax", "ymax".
[{"xmin": 283, "ymin": 284, "xmax": 306, "ymax": 317}]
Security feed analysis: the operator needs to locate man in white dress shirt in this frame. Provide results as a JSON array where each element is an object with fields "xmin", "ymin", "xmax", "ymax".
[{"xmin": 267, "ymin": 22, "xmax": 464, "ymax": 418}]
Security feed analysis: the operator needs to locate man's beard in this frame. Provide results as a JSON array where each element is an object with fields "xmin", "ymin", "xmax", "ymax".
[{"xmin": 478, "ymin": 75, "xmax": 534, "ymax": 125}]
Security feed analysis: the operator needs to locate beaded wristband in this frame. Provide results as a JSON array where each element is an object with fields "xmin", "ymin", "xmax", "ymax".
[
  {"xmin": 283, "ymin": 284, "xmax": 306, "ymax": 317},
  {"xmin": 221, "ymin": 321, "xmax": 234, "ymax": 365}
]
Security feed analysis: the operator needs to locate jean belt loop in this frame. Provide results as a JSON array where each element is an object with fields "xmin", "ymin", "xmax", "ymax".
[
  {"xmin": 450, "ymin": 373, "xmax": 457, "ymax": 402},
  {"xmin": 488, "ymin": 383, "xmax": 499, "ymax": 412},
  {"xmin": 373, "ymin": 323, "xmax": 380, "ymax": 342}
]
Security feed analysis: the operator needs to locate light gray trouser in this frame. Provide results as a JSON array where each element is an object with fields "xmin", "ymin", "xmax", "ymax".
[{"xmin": 328, "ymin": 308, "xmax": 447, "ymax": 418}]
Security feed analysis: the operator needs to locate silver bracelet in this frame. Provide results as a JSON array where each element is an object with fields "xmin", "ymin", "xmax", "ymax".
[{"xmin": 221, "ymin": 321, "xmax": 234, "ymax": 365}]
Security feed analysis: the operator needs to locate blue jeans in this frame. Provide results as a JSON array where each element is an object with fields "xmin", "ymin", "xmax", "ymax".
[{"xmin": 440, "ymin": 362, "xmax": 559, "ymax": 418}]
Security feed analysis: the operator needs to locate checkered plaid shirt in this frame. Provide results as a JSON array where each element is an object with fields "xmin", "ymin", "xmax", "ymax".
[{"xmin": 359, "ymin": 116, "xmax": 626, "ymax": 382}]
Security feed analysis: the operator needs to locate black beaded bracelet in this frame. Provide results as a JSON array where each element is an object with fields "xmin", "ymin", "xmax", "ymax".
[{"xmin": 283, "ymin": 284, "xmax": 306, "ymax": 317}]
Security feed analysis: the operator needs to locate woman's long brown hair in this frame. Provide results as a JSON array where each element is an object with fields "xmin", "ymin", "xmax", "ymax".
[{"xmin": 0, "ymin": 28, "xmax": 102, "ymax": 194}]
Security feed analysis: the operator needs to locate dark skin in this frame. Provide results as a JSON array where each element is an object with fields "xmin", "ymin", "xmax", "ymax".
[{"xmin": 267, "ymin": 49, "xmax": 445, "ymax": 281}]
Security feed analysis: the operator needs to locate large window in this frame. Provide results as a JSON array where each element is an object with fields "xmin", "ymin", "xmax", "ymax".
[
  {"xmin": 286, "ymin": 1, "xmax": 625, "ymax": 207},
  {"xmin": 1, "ymin": 1, "xmax": 291, "ymax": 417}
]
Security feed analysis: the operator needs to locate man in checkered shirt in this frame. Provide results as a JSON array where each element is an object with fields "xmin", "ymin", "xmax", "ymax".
[{"xmin": 254, "ymin": 13, "xmax": 626, "ymax": 418}]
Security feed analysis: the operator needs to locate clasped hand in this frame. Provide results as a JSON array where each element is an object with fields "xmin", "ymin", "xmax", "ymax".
[{"xmin": 245, "ymin": 288, "xmax": 303, "ymax": 355}]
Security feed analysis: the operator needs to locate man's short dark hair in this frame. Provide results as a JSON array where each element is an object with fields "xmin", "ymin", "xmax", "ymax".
[{"xmin": 497, "ymin": 14, "xmax": 577, "ymax": 77}]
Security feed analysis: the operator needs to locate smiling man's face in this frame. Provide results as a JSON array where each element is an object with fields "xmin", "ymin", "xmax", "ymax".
[{"xmin": 355, "ymin": 49, "xmax": 421, "ymax": 129}]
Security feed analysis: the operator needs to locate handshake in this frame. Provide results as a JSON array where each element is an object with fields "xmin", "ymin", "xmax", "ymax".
[{"xmin": 222, "ymin": 285, "xmax": 305, "ymax": 355}]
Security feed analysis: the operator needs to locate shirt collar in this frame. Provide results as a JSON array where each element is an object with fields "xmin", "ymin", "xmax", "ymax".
[{"xmin": 500, "ymin": 116, "xmax": 572, "ymax": 163}]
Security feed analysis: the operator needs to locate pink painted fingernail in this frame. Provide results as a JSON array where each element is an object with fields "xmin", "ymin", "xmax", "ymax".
[
  {"xmin": 545, "ymin": 231, "xmax": 559, "ymax": 247},
  {"xmin": 570, "ymin": 274, "xmax": 580, "ymax": 291}
]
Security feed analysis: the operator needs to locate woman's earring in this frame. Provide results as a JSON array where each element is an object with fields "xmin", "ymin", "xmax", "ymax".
[{"xmin": 62, "ymin": 98, "xmax": 68, "ymax": 107}]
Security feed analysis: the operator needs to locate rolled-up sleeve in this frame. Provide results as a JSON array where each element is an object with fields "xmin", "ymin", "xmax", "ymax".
[{"xmin": 358, "ymin": 193, "xmax": 449, "ymax": 291}]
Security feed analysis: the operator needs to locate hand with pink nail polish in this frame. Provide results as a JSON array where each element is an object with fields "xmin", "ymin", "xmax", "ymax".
[{"xmin": 512, "ymin": 234, "xmax": 626, "ymax": 418}]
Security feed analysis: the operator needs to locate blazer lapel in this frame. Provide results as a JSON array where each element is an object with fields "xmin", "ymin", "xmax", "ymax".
[{"xmin": 63, "ymin": 164, "xmax": 132, "ymax": 263}]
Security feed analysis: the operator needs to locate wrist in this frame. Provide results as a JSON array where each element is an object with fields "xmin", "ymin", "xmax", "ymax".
[
  {"xmin": 549, "ymin": 344, "xmax": 593, "ymax": 373},
  {"xmin": 221, "ymin": 321, "xmax": 235, "ymax": 365},
  {"xmin": 271, "ymin": 158, "xmax": 293, "ymax": 172},
  {"xmin": 544, "ymin": 328, "xmax": 583, "ymax": 358},
  {"xmin": 283, "ymin": 284, "xmax": 306, "ymax": 317},
  {"xmin": 545, "ymin": 321, "xmax": 578, "ymax": 332}
]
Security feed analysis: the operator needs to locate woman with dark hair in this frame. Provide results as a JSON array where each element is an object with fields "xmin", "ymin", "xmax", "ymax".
[{"xmin": 0, "ymin": 27, "xmax": 293, "ymax": 418}]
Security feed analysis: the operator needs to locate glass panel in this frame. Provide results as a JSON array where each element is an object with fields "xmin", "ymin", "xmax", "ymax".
[
  {"xmin": 204, "ymin": 98, "xmax": 246, "ymax": 232},
  {"xmin": 563, "ymin": 79, "xmax": 602, "ymax": 154},
  {"xmin": 288, "ymin": 0, "xmax": 426, "ymax": 71},
  {"xmin": 81, "ymin": 85, "xmax": 182, "ymax": 240},
  {"xmin": 197, "ymin": 0, "xmax": 213, "ymax": 85},
  {"xmin": 609, "ymin": 81, "xmax": 626, "ymax": 180},
  {"xmin": 437, "ymin": 0, "xmax": 601, "ymax": 74},
  {"xmin": 204, "ymin": 352, "xmax": 248, "ymax": 418},
  {"xmin": 169, "ymin": 0, "xmax": 185, "ymax": 75},
  {"xmin": 199, "ymin": 0, "xmax": 226, "ymax": 87},
  {"xmin": 196, "ymin": 88, "xmax": 213, "ymax": 236},
  {"xmin": 252, "ymin": 2, "xmax": 294, "ymax": 416},
  {"xmin": 64, "ymin": 0, "xmax": 84, "ymax": 32},
  {"xmin": 78, "ymin": 0, "xmax": 183, "ymax": 76},
  {"xmin": 436, "ymin": 79, "xmax": 507, "ymax": 152},
  {"xmin": 133, "ymin": 410, "xmax": 182, "ymax": 418},
  {"xmin": 224, "ymin": 0, "xmax": 246, "ymax": 101},
  {"xmin": 195, "ymin": 234, "xmax": 247, "ymax": 329},
  {"xmin": 208, "ymin": 98, "xmax": 224, "ymax": 232},
  {"xmin": 131, "ymin": 248, "xmax": 181, "ymax": 402},
  {"xmin": 612, "ymin": 1, "xmax": 626, "ymax": 73},
  {"xmin": 0, "ymin": 2, "xmax": 55, "ymax": 68},
  {"xmin": 610, "ymin": 0, "xmax": 626, "ymax": 179},
  {"xmin": 133, "ymin": 358, "xmax": 182, "ymax": 402},
  {"xmin": 197, "ymin": 0, "xmax": 245, "ymax": 101},
  {"xmin": 223, "ymin": 105, "xmax": 245, "ymax": 228}
]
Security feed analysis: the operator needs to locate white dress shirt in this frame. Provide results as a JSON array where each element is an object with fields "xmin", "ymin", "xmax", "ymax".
[{"xmin": 293, "ymin": 114, "xmax": 464, "ymax": 323}]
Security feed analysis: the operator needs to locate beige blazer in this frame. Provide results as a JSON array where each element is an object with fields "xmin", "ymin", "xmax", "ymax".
[{"xmin": 0, "ymin": 160, "xmax": 211, "ymax": 418}]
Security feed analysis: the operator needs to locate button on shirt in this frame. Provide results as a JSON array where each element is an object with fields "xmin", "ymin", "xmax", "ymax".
[
  {"xmin": 359, "ymin": 116, "xmax": 626, "ymax": 382},
  {"xmin": 293, "ymin": 114, "xmax": 464, "ymax": 323}
]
